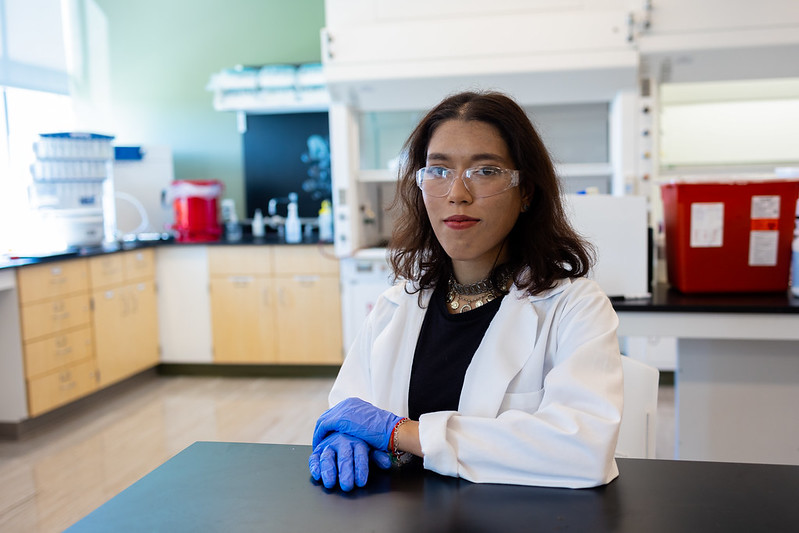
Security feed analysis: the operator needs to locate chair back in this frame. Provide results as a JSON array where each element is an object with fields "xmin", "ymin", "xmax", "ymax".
[{"xmin": 616, "ymin": 356, "xmax": 660, "ymax": 459}]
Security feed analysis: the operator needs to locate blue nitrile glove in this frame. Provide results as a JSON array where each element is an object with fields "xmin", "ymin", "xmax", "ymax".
[
  {"xmin": 308, "ymin": 432, "xmax": 370, "ymax": 491},
  {"xmin": 312, "ymin": 397, "xmax": 403, "ymax": 452}
]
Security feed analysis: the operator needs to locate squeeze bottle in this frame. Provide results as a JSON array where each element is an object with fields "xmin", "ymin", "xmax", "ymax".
[
  {"xmin": 252, "ymin": 208, "xmax": 265, "ymax": 237},
  {"xmin": 285, "ymin": 202, "xmax": 301, "ymax": 244},
  {"xmin": 318, "ymin": 200, "xmax": 333, "ymax": 242}
]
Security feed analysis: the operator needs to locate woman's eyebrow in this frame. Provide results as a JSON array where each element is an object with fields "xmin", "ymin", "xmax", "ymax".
[
  {"xmin": 426, "ymin": 152, "xmax": 506, "ymax": 163},
  {"xmin": 469, "ymin": 153, "xmax": 505, "ymax": 163}
]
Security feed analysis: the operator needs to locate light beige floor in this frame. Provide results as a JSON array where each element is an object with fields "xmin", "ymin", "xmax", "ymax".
[{"xmin": 0, "ymin": 375, "xmax": 676, "ymax": 532}]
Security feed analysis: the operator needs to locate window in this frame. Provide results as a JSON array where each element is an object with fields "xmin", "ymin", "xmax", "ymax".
[{"xmin": 0, "ymin": 0, "xmax": 73, "ymax": 254}]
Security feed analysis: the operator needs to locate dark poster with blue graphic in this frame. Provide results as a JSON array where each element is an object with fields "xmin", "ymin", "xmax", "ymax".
[{"xmin": 243, "ymin": 112, "xmax": 331, "ymax": 219}]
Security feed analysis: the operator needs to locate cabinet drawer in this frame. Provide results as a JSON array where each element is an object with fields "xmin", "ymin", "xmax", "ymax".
[
  {"xmin": 27, "ymin": 359, "xmax": 97, "ymax": 417},
  {"xmin": 273, "ymin": 245, "xmax": 338, "ymax": 275},
  {"xmin": 20, "ymin": 294, "xmax": 91, "ymax": 341},
  {"xmin": 208, "ymin": 246, "xmax": 273, "ymax": 276},
  {"xmin": 89, "ymin": 254, "xmax": 125, "ymax": 288},
  {"xmin": 23, "ymin": 327, "xmax": 94, "ymax": 379},
  {"xmin": 124, "ymin": 249, "xmax": 155, "ymax": 281},
  {"xmin": 16, "ymin": 259, "xmax": 89, "ymax": 303}
]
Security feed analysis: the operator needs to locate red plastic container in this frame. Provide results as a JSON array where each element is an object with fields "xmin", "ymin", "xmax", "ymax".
[
  {"xmin": 170, "ymin": 180, "xmax": 223, "ymax": 242},
  {"xmin": 661, "ymin": 180, "xmax": 799, "ymax": 293}
]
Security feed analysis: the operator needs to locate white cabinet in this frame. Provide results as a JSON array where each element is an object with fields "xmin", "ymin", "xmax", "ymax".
[
  {"xmin": 638, "ymin": 0, "xmax": 799, "ymax": 83},
  {"xmin": 323, "ymin": 0, "xmax": 639, "ymax": 110},
  {"xmin": 156, "ymin": 247, "xmax": 214, "ymax": 363}
]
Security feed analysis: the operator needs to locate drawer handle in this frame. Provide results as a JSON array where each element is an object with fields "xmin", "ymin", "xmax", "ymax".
[
  {"xmin": 59, "ymin": 370, "xmax": 72, "ymax": 382},
  {"xmin": 60, "ymin": 381, "xmax": 76, "ymax": 391},
  {"xmin": 53, "ymin": 311, "xmax": 70, "ymax": 320},
  {"xmin": 294, "ymin": 275, "xmax": 320, "ymax": 285},
  {"xmin": 229, "ymin": 276, "xmax": 254, "ymax": 287},
  {"xmin": 55, "ymin": 347, "xmax": 73, "ymax": 356}
]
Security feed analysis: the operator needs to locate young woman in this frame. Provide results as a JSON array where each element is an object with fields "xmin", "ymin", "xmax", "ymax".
[{"xmin": 309, "ymin": 91, "xmax": 623, "ymax": 491}]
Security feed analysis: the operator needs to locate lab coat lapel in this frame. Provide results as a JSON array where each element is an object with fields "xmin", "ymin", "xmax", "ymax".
[
  {"xmin": 371, "ymin": 286, "xmax": 431, "ymax": 417},
  {"xmin": 458, "ymin": 288, "xmax": 539, "ymax": 417}
]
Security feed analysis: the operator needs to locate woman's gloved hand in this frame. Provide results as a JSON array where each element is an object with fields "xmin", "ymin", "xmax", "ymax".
[
  {"xmin": 312, "ymin": 397, "xmax": 402, "ymax": 451},
  {"xmin": 309, "ymin": 432, "xmax": 370, "ymax": 491}
]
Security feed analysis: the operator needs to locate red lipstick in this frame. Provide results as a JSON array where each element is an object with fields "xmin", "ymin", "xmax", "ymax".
[{"xmin": 444, "ymin": 215, "xmax": 479, "ymax": 230}]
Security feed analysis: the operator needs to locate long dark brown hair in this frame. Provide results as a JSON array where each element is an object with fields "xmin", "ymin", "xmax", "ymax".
[{"xmin": 389, "ymin": 90, "xmax": 594, "ymax": 298}]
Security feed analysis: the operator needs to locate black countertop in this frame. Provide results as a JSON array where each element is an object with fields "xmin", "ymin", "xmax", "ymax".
[
  {"xmin": 0, "ymin": 234, "xmax": 331, "ymax": 271},
  {"xmin": 67, "ymin": 442, "xmax": 799, "ymax": 533},
  {"xmin": 612, "ymin": 282, "xmax": 799, "ymax": 314},
  {"xmin": 4, "ymin": 245, "xmax": 797, "ymax": 315}
]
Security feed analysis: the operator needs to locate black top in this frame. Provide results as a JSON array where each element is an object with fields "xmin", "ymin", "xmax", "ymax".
[
  {"xmin": 67, "ymin": 442, "xmax": 799, "ymax": 533},
  {"xmin": 407, "ymin": 283, "xmax": 503, "ymax": 421}
]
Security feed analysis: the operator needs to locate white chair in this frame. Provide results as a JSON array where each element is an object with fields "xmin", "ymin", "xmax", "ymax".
[{"xmin": 615, "ymin": 356, "xmax": 660, "ymax": 459}]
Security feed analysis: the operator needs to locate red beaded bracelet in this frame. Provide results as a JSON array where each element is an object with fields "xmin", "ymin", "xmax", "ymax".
[{"xmin": 390, "ymin": 417, "xmax": 410, "ymax": 458}]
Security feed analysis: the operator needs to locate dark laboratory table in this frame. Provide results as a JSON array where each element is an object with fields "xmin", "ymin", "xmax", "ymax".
[{"xmin": 66, "ymin": 442, "xmax": 799, "ymax": 533}]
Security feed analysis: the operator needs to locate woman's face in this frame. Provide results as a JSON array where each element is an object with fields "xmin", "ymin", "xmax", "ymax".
[{"xmin": 423, "ymin": 119, "xmax": 524, "ymax": 282}]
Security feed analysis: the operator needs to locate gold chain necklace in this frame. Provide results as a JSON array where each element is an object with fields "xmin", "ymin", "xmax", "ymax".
[{"xmin": 445, "ymin": 271, "xmax": 511, "ymax": 313}]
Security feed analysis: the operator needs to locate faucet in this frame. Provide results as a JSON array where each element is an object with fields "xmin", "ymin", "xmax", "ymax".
[{"xmin": 266, "ymin": 192, "xmax": 299, "ymax": 229}]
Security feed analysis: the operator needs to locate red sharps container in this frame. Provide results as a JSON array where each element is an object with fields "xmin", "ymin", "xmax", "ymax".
[{"xmin": 169, "ymin": 180, "xmax": 223, "ymax": 242}]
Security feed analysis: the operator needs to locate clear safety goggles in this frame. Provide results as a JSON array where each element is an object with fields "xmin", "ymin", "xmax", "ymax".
[{"xmin": 415, "ymin": 166, "xmax": 520, "ymax": 198}]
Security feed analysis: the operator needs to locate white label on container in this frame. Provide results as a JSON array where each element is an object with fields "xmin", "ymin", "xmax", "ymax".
[
  {"xmin": 751, "ymin": 196, "xmax": 780, "ymax": 219},
  {"xmin": 749, "ymin": 231, "xmax": 779, "ymax": 266},
  {"xmin": 690, "ymin": 202, "xmax": 724, "ymax": 248}
]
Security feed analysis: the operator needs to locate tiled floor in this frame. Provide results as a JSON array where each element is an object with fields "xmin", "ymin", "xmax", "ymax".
[{"xmin": 0, "ymin": 375, "xmax": 677, "ymax": 532}]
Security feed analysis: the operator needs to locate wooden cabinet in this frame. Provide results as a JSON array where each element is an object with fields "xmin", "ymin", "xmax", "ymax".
[
  {"xmin": 16, "ymin": 259, "xmax": 98, "ymax": 417},
  {"xmin": 209, "ymin": 247, "xmax": 276, "ymax": 363},
  {"xmin": 209, "ymin": 276, "xmax": 276, "ymax": 363},
  {"xmin": 89, "ymin": 249, "xmax": 159, "ymax": 387},
  {"xmin": 208, "ymin": 245, "xmax": 342, "ymax": 364},
  {"xmin": 273, "ymin": 246, "xmax": 343, "ymax": 364}
]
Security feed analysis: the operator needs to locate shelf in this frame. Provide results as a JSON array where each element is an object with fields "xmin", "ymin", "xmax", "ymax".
[{"xmin": 212, "ymin": 88, "xmax": 329, "ymax": 114}]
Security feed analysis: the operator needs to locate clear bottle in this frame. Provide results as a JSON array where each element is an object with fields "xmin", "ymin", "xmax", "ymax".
[
  {"xmin": 225, "ymin": 212, "xmax": 242, "ymax": 242},
  {"xmin": 285, "ymin": 201, "xmax": 301, "ymax": 244},
  {"xmin": 252, "ymin": 208, "xmax": 265, "ymax": 238}
]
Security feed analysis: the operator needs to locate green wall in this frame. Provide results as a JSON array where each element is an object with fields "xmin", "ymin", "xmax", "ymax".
[{"xmin": 93, "ymin": 0, "xmax": 325, "ymax": 217}]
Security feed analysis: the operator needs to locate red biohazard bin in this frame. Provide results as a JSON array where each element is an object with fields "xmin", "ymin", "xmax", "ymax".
[
  {"xmin": 170, "ymin": 180, "xmax": 223, "ymax": 242},
  {"xmin": 661, "ymin": 180, "xmax": 799, "ymax": 293}
]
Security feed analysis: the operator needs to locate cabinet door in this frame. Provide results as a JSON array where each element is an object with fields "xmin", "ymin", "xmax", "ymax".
[
  {"xmin": 274, "ymin": 275, "xmax": 343, "ymax": 364},
  {"xmin": 210, "ymin": 277, "xmax": 277, "ymax": 363},
  {"xmin": 17, "ymin": 259, "xmax": 89, "ymax": 303},
  {"xmin": 128, "ymin": 281, "xmax": 160, "ymax": 371},
  {"xmin": 92, "ymin": 287, "xmax": 131, "ymax": 387},
  {"xmin": 93, "ymin": 282, "xmax": 159, "ymax": 386}
]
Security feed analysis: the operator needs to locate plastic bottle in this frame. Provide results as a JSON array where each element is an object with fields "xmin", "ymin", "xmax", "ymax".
[
  {"xmin": 791, "ymin": 222, "xmax": 799, "ymax": 297},
  {"xmin": 225, "ymin": 211, "xmax": 242, "ymax": 241},
  {"xmin": 285, "ymin": 201, "xmax": 301, "ymax": 244},
  {"xmin": 318, "ymin": 200, "xmax": 333, "ymax": 242},
  {"xmin": 252, "ymin": 208, "xmax": 265, "ymax": 238}
]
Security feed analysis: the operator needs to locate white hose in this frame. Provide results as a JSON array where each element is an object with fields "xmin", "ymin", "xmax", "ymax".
[{"xmin": 114, "ymin": 191, "xmax": 150, "ymax": 235}]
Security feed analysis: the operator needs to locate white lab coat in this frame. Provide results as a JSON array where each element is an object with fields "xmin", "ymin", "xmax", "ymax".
[{"xmin": 329, "ymin": 276, "xmax": 623, "ymax": 488}]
